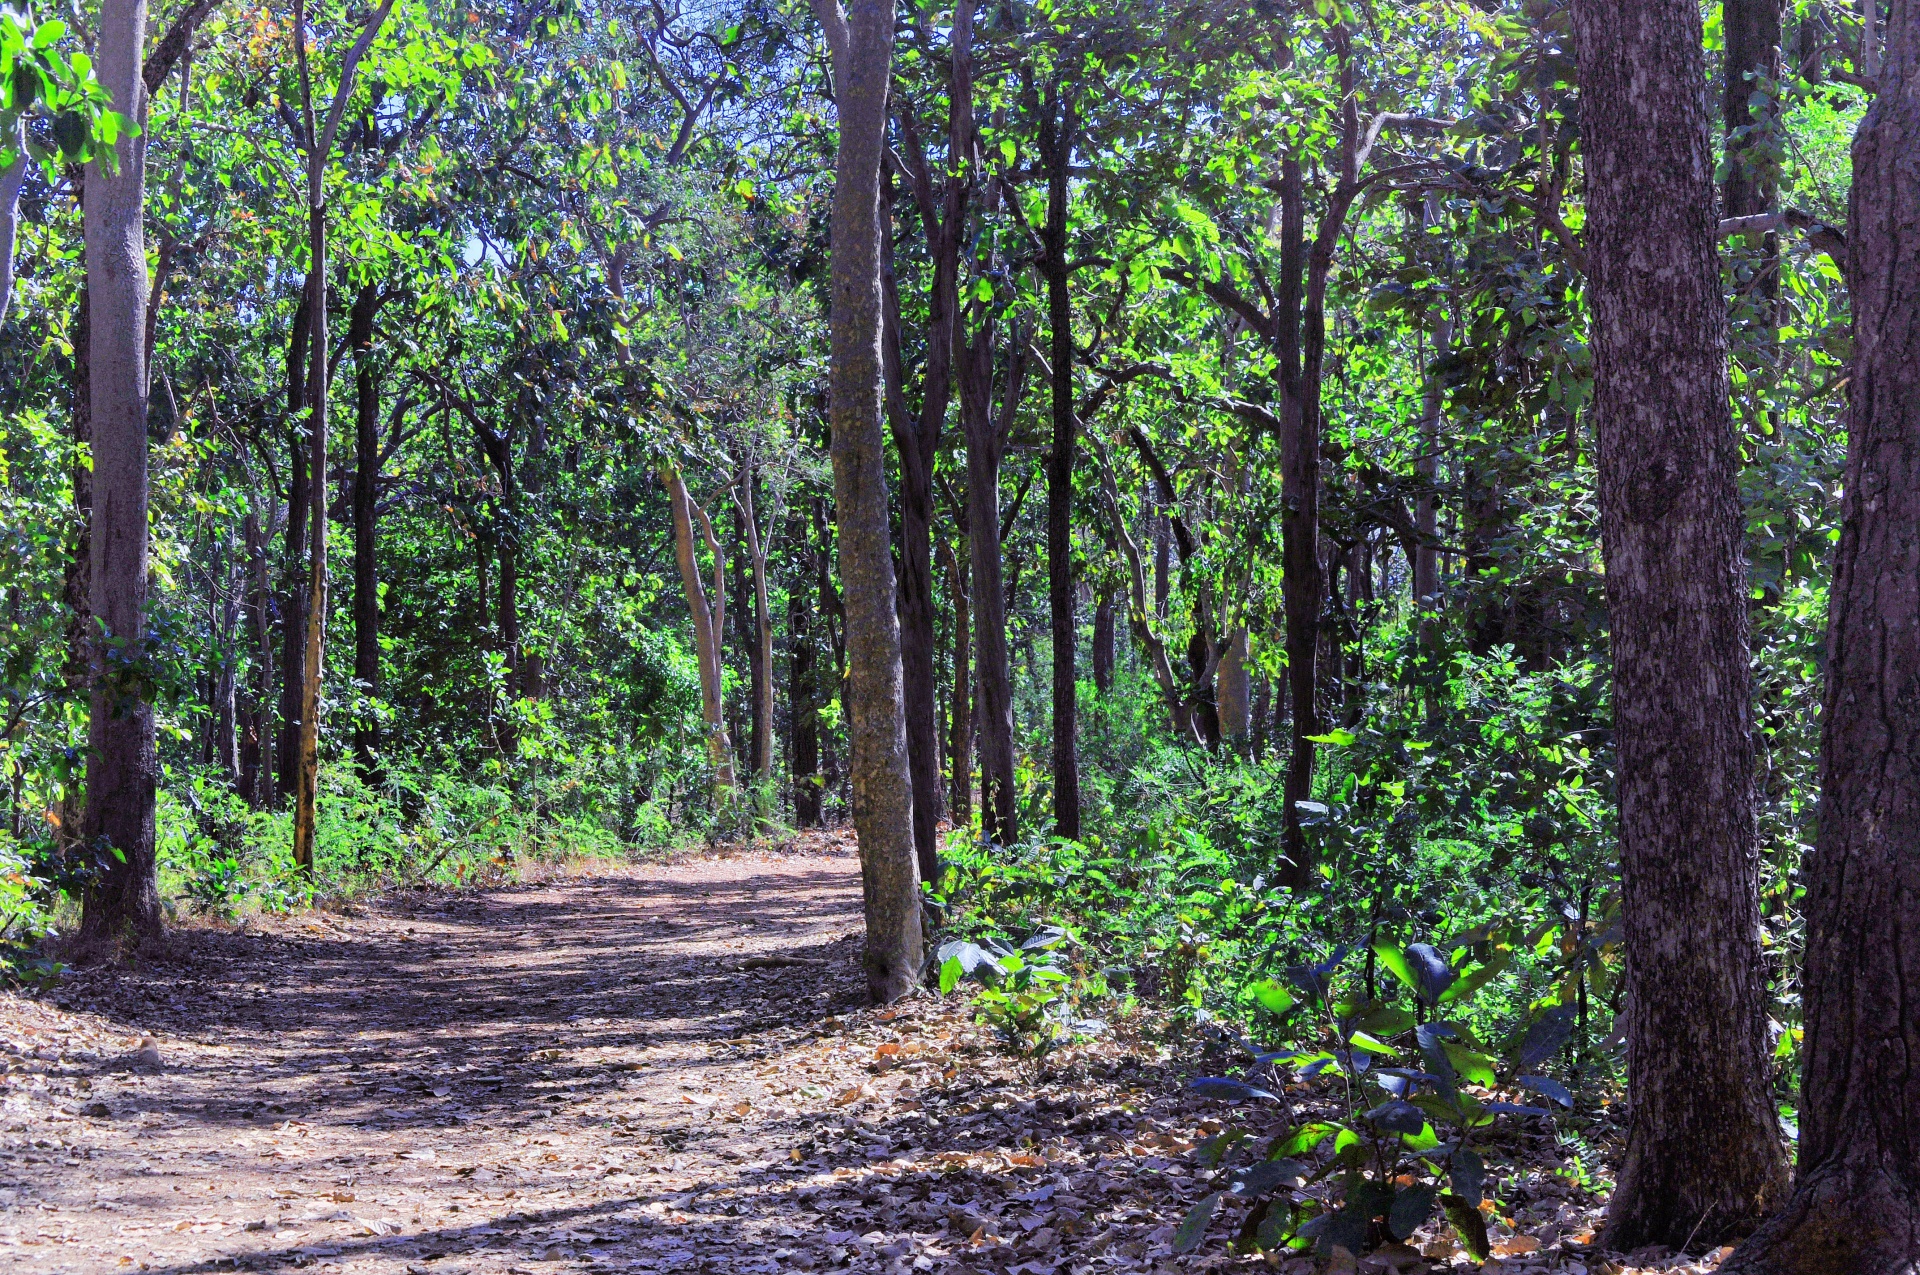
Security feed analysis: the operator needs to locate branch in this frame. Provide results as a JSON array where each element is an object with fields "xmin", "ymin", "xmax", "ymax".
[
  {"xmin": 312, "ymin": 0, "xmax": 398, "ymax": 202},
  {"xmin": 1353, "ymin": 112, "xmax": 1452, "ymax": 174},
  {"xmin": 144, "ymin": 0, "xmax": 221, "ymax": 97},
  {"xmin": 1717, "ymin": 207, "xmax": 1847, "ymax": 270}
]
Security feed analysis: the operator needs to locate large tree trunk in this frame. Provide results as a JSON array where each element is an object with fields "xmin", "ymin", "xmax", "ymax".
[
  {"xmin": 276, "ymin": 284, "xmax": 312, "ymax": 809},
  {"xmin": 0, "ymin": 129, "xmax": 24, "ymax": 327},
  {"xmin": 78, "ymin": 0, "xmax": 159, "ymax": 941},
  {"xmin": 349, "ymin": 283, "xmax": 381, "ymax": 782},
  {"xmin": 961, "ymin": 322, "xmax": 1024, "ymax": 847},
  {"xmin": 813, "ymin": 0, "xmax": 924, "ymax": 1004},
  {"xmin": 666, "ymin": 469, "xmax": 737, "ymax": 798},
  {"xmin": 1574, "ymin": 0, "xmax": 1790, "ymax": 1247},
  {"xmin": 1723, "ymin": 10, "xmax": 1920, "ymax": 1271},
  {"xmin": 1040, "ymin": 91, "xmax": 1081, "ymax": 842}
]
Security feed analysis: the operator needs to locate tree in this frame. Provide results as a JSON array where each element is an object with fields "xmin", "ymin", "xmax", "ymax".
[
  {"xmin": 77, "ymin": 0, "xmax": 158, "ymax": 941},
  {"xmin": 1723, "ymin": 7, "xmax": 1920, "ymax": 1271},
  {"xmin": 1038, "ymin": 86, "xmax": 1081, "ymax": 840},
  {"xmin": 1572, "ymin": 0, "xmax": 1790, "ymax": 1247},
  {"xmin": 348, "ymin": 282, "xmax": 385, "ymax": 780},
  {"xmin": 289, "ymin": 0, "xmax": 398, "ymax": 875},
  {"xmin": 885, "ymin": 0, "xmax": 975, "ymax": 881},
  {"xmin": 813, "ymin": 0, "xmax": 923, "ymax": 1004}
]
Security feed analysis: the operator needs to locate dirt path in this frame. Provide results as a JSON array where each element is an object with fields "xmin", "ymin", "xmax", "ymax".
[
  {"xmin": 1, "ymin": 846, "xmax": 1699, "ymax": 1275},
  {"xmin": 1, "ymin": 847, "xmax": 900, "ymax": 1274}
]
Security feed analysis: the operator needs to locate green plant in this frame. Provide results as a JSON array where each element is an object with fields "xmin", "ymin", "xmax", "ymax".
[
  {"xmin": 1174, "ymin": 940, "xmax": 1575, "ymax": 1262},
  {"xmin": 936, "ymin": 925, "xmax": 1077, "ymax": 1055}
]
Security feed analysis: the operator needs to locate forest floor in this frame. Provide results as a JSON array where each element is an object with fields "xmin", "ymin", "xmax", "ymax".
[{"xmin": 2, "ymin": 835, "xmax": 1732, "ymax": 1275}]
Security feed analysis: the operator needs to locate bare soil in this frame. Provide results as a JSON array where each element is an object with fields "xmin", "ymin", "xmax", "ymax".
[{"xmin": 1, "ymin": 839, "xmax": 1732, "ymax": 1275}]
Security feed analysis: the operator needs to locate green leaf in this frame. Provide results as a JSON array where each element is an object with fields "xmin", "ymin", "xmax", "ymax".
[
  {"xmin": 1172, "ymin": 1192, "xmax": 1220, "ymax": 1254},
  {"xmin": 1442, "ymin": 1042, "xmax": 1498, "ymax": 1087},
  {"xmin": 1252, "ymin": 978, "xmax": 1295, "ymax": 1015},
  {"xmin": 1440, "ymin": 951, "xmax": 1510, "ymax": 1004},
  {"xmin": 1306, "ymin": 728, "xmax": 1357, "ymax": 746},
  {"xmin": 1441, "ymin": 1192, "xmax": 1491, "ymax": 1261},
  {"xmin": 1273, "ymin": 1121, "xmax": 1340, "ymax": 1157},
  {"xmin": 1374, "ymin": 941, "xmax": 1418, "ymax": 997},
  {"xmin": 939, "ymin": 956, "xmax": 963, "ymax": 995},
  {"xmin": 1389, "ymin": 1185, "xmax": 1438, "ymax": 1241},
  {"xmin": 1345, "ymin": 1030, "xmax": 1396, "ymax": 1058}
]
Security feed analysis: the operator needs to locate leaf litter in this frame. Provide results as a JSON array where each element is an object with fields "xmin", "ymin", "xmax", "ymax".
[{"xmin": 0, "ymin": 835, "xmax": 1734, "ymax": 1275}]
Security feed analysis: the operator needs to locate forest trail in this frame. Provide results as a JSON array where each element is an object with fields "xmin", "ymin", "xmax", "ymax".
[
  {"xmin": 0, "ymin": 842, "xmax": 900, "ymax": 1274},
  {"xmin": 2, "ymin": 844, "xmax": 1728, "ymax": 1275}
]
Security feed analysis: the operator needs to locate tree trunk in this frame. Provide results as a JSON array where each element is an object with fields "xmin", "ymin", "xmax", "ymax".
[
  {"xmin": 1574, "ymin": 0, "xmax": 1790, "ymax": 1247},
  {"xmin": 813, "ymin": 0, "xmax": 924, "ymax": 1004},
  {"xmin": 349, "ymin": 283, "xmax": 381, "ymax": 782},
  {"xmin": 1274, "ymin": 153, "xmax": 1323, "ymax": 891},
  {"xmin": 291, "ymin": 208, "xmax": 328, "ymax": 875},
  {"xmin": 78, "ymin": 0, "xmax": 159, "ymax": 941},
  {"xmin": 790, "ymin": 550, "xmax": 820, "ymax": 827},
  {"xmin": 738, "ymin": 470, "xmax": 775, "ymax": 785},
  {"xmin": 1723, "ymin": 9, "xmax": 1920, "ymax": 1270},
  {"xmin": 1039, "ymin": 91, "xmax": 1081, "ymax": 841},
  {"xmin": 58, "ymin": 274, "xmax": 93, "ymax": 844},
  {"xmin": 941, "ymin": 534, "xmax": 972, "ymax": 824},
  {"xmin": 213, "ymin": 535, "xmax": 239, "ymax": 781},
  {"xmin": 666, "ymin": 468, "xmax": 736, "ymax": 798},
  {"xmin": 883, "ymin": 3, "xmax": 972, "ymax": 881},
  {"xmin": 1217, "ymin": 627, "xmax": 1251, "ymax": 749},
  {"xmin": 1091, "ymin": 590, "xmax": 1115, "ymax": 693},
  {"xmin": 277, "ymin": 283, "xmax": 312, "ymax": 809},
  {"xmin": 962, "ymin": 321, "xmax": 1024, "ymax": 847},
  {"xmin": 241, "ymin": 507, "xmax": 272, "ymax": 809},
  {"xmin": 0, "ymin": 129, "xmax": 25, "ymax": 327},
  {"xmin": 1723, "ymin": 0, "xmax": 1782, "ymax": 289}
]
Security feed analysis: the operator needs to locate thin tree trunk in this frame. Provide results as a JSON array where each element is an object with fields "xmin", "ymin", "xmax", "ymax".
[
  {"xmin": 241, "ymin": 508, "xmax": 271, "ymax": 808},
  {"xmin": 1574, "ymin": 0, "xmax": 1790, "ymax": 1247},
  {"xmin": 1091, "ymin": 590, "xmax": 1115, "ymax": 693},
  {"xmin": 666, "ymin": 468, "xmax": 736, "ymax": 797},
  {"xmin": 738, "ymin": 469, "xmax": 775, "ymax": 785},
  {"xmin": 1217, "ymin": 627, "xmax": 1251, "ymax": 749},
  {"xmin": 1040, "ymin": 90, "xmax": 1081, "ymax": 841},
  {"xmin": 0, "ymin": 128, "xmax": 24, "ymax": 328},
  {"xmin": 884, "ymin": 4, "xmax": 972, "ymax": 881},
  {"xmin": 1724, "ymin": 8, "xmax": 1920, "ymax": 1269},
  {"xmin": 940, "ymin": 534, "xmax": 972, "ymax": 824},
  {"xmin": 277, "ymin": 283, "xmax": 312, "ymax": 809},
  {"xmin": 290, "ymin": 0, "xmax": 395, "ymax": 873},
  {"xmin": 349, "ymin": 283, "xmax": 381, "ymax": 782},
  {"xmin": 813, "ymin": 0, "xmax": 924, "ymax": 1003},
  {"xmin": 962, "ymin": 322, "xmax": 1024, "ymax": 847},
  {"xmin": 78, "ymin": 0, "xmax": 159, "ymax": 940},
  {"xmin": 214, "ymin": 535, "xmax": 239, "ymax": 781},
  {"xmin": 790, "ymin": 543, "xmax": 820, "ymax": 827}
]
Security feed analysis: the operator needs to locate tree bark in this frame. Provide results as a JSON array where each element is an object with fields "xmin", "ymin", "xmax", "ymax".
[
  {"xmin": 1091, "ymin": 590, "xmax": 1115, "ymax": 693},
  {"xmin": 78, "ymin": 0, "xmax": 159, "ymax": 941},
  {"xmin": 737, "ymin": 469, "xmax": 775, "ymax": 785},
  {"xmin": 1217, "ymin": 627, "xmax": 1251, "ymax": 748},
  {"xmin": 1039, "ymin": 90, "xmax": 1081, "ymax": 841},
  {"xmin": 884, "ymin": 2, "xmax": 973, "ymax": 882},
  {"xmin": 940, "ymin": 534, "xmax": 972, "ymax": 823},
  {"xmin": 666, "ymin": 468, "xmax": 737, "ymax": 798},
  {"xmin": 790, "ymin": 539, "xmax": 820, "ymax": 827},
  {"xmin": 349, "ymin": 283, "xmax": 381, "ymax": 782},
  {"xmin": 1722, "ymin": 8, "xmax": 1920, "ymax": 1270},
  {"xmin": 1574, "ymin": 0, "xmax": 1790, "ymax": 1247},
  {"xmin": 240, "ymin": 507, "xmax": 272, "ymax": 808},
  {"xmin": 813, "ymin": 0, "xmax": 924, "ymax": 1003},
  {"xmin": 276, "ymin": 282, "xmax": 312, "ymax": 809},
  {"xmin": 961, "ymin": 320, "xmax": 1025, "ymax": 847}
]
